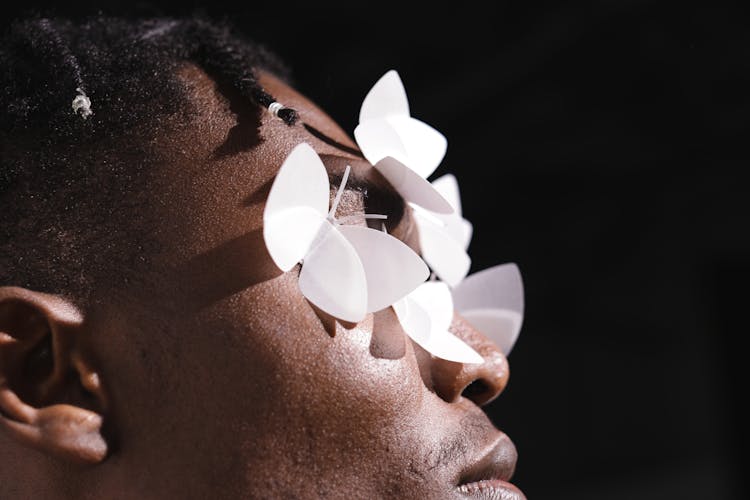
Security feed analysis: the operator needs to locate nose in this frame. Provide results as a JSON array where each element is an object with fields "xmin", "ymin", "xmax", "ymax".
[{"xmin": 424, "ymin": 312, "xmax": 509, "ymax": 406}]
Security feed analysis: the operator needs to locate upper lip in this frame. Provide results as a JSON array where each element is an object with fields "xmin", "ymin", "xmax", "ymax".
[{"xmin": 459, "ymin": 432, "xmax": 518, "ymax": 486}]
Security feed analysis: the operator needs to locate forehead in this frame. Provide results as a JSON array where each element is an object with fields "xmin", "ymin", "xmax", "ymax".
[
  {"xmin": 138, "ymin": 65, "xmax": 410, "ymax": 300},
  {"xmin": 171, "ymin": 63, "xmax": 360, "ymax": 163},
  {"xmin": 257, "ymin": 71, "xmax": 360, "ymax": 156},
  {"xmin": 164, "ymin": 63, "xmax": 405, "ymax": 217}
]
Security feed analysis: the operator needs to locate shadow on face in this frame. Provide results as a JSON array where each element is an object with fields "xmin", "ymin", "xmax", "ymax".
[{"xmin": 0, "ymin": 65, "xmax": 523, "ymax": 500}]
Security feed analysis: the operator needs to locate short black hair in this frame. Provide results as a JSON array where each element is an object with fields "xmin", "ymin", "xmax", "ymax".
[{"xmin": 0, "ymin": 16, "xmax": 296, "ymax": 301}]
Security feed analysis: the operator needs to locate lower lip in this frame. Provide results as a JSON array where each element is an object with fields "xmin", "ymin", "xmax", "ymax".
[{"xmin": 457, "ymin": 479, "xmax": 526, "ymax": 500}]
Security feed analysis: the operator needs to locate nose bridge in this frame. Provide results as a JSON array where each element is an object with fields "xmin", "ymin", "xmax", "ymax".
[{"xmin": 429, "ymin": 313, "xmax": 510, "ymax": 406}]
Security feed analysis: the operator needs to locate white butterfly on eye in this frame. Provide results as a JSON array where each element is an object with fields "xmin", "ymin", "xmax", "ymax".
[
  {"xmin": 354, "ymin": 70, "xmax": 454, "ymax": 214},
  {"xmin": 263, "ymin": 143, "xmax": 429, "ymax": 323},
  {"xmin": 453, "ymin": 263, "xmax": 525, "ymax": 356}
]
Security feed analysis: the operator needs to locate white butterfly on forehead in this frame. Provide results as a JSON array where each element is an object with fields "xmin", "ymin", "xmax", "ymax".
[
  {"xmin": 263, "ymin": 143, "xmax": 429, "ymax": 323},
  {"xmin": 354, "ymin": 70, "xmax": 454, "ymax": 214}
]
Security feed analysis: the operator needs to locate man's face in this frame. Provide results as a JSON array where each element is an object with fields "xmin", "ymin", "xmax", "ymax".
[{"xmin": 89, "ymin": 66, "xmax": 523, "ymax": 499}]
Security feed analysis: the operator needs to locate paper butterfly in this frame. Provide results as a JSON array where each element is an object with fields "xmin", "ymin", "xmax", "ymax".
[
  {"xmin": 354, "ymin": 70, "xmax": 454, "ymax": 214},
  {"xmin": 452, "ymin": 263, "xmax": 525, "ymax": 356},
  {"xmin": 263, "ymin": 143, "xmax": 430, "ymax": 323},
  {"xmin": 393, "ymin": 281, "xmax": 484, "ymax": 364},
  {"xmin": 411, "ymin": 174, "xmax": 473, "ymax": 287}
]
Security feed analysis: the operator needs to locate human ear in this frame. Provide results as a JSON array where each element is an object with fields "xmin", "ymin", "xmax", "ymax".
[{"xmin": 0, "ymin": 287, "xmax": 108, "ymax": 464}]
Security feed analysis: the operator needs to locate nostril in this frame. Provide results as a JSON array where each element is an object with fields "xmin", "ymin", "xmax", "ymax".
[
  {"xmin": 461, "ymin": 379, "xmax": 491, "ymax": 403},
  {"xmin": 428, "ymin": 333, "xmax": 509, "ymax": 405}
]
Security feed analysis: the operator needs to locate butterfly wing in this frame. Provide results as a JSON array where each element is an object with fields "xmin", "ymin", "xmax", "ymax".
[
  {"xmin": 407, "ymin": 281, "xmax": 453, "ymax": 331},
  {"xmin": 452, "ymin": 263, "xmax": 524, "ymax": 314},
  {"xmin": 354, "ymin": 119, "xmax": 410, "ymax": 169},
  {"xmin": 338, "ymin": 225, "xmax": 429, "ymax": 313},
  {"xmin": 454, "ymin": 218, "xmax": 474, "ymax": 251},
  {"xmin": 263, "ymin": 143, "xmax": 330, "ymax": 271},
  {"xmin": 384, "ymin": 115, "xmax": 447, "ymax": 179},
  {"xmin": 356, "ymin": 70, "xmax": 447, "ymax": 179},
  {"xmin": 421, "ymin": 328, "xmax": 485, "ymax": 364},
  {"xmin": 452, "ymin": 263, "xmax": 525, "ymax": 355},
  {"xmin": 431, "ymin": 174, "xmax": 462, "ymax": 215},
  {"xmin": 395, "ymin": 282, "xmax": 483, "ymax": 364},
  {"xmin": 359, "ymin": 69, "xmax": 410, "ymax": 122},
  {"xmin": 431, "ymin": 174, "xmax": 473, "ymax": 249},
  {"xmin": 298, "ymin": 222, "xmax": 368, "ymax": 323},
  {"xmin": 356, "ymin": 117, "xmax": 448, "ymax": 180},
  {"xmin": 374, "ymin": 157, "xmax": 453, "ymax": 214},
  {"xmin": 392, "ymin": 297, "xmax": 431, "ymax": 345},
  {"xmin": 460, "ymin": 309, "xmax": 523, "ymax": 356},
  {"xmin": 413, "ymin": 211, "xmax": 471, "ymax": 287}
]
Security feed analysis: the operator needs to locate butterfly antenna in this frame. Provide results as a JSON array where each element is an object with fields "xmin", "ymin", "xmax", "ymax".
[
  {"xmin": 335, "ymin": 213, "xmax": 387, "ymax": 225},
  {"xmin": 328, "ymin": 165, "xmax": 351, "ymax": 221},
  {"xmin": 328, "ymin": 165, "xmax": 388, "ymax": 226}
]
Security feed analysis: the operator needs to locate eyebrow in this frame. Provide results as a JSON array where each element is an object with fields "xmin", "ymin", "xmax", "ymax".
[{"xmin": 303, "ymin": 123, "xmax": 364, "ymax": 158}]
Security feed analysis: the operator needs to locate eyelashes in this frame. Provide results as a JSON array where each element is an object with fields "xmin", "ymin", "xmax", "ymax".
[
  {"xmin": 364, "ymin": 186, "xmax": 406, "ymax": 234},
  {"xmin": 328, "ymin": 174, "xmax": 407, "ymax": 235}
]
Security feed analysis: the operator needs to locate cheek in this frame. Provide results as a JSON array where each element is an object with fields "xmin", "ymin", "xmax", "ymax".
[
  {"xmin": 96, "ymin": 272, "xmax": 461, "ymax": 496},
  {"xmin": 195, "ymin": 272, "xmax": 434, "ymax": 466},
  {"xmin": 237, "ymin": 273, "xmax": 426, "ymax": 421}
]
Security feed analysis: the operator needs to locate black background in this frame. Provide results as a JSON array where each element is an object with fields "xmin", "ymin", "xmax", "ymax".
[{"xmin": 6, "ymin": 2, "xmax": 749, "ymax": 499}]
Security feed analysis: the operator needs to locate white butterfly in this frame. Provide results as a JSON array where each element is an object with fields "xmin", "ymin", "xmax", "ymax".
[
  {"xmin": 263, "ymin": 143, "xmax": 429, "ymax": 323},
  {"xmin": 393, "ymin": 281, "xmax": 484, "ymax": 364},
  {"xmin": 395, "ymin": 263, "xmax": 525, "ymax": 363},
  {"xmin": 354, "ymin": 70, "xmax": 453, "ymax": 214},
  {"xmin": 411, "ymin": 174, "xmax": 473, "ymax": 287},
  {"xmin": 452, "ymin": 263, "xmax": 525, "ymax": 356}
]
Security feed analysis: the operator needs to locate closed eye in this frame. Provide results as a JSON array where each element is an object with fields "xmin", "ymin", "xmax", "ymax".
[
  {"xmin": 322, "ymin": 155, "xmax": 418, "ymax": 252},
  {"xmin": 328, "ymin": 174, "xmax": 406, "ymax": 232},
  {"xmin": 327, "ymin": 177, "xmax": 418, "ymax": 258}
]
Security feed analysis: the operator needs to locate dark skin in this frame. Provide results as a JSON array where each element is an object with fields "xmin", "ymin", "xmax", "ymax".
[{"xmin": 0, "ymin": 65, "xmax": 525, "ymax": 499}]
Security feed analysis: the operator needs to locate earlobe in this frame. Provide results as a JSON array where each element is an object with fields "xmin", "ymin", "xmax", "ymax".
[
  {"xmin": 0, "ymin": 287, "xmax": 108, "ymax": 464},
  {"xmin": 0, "ymin": 385, "xmax": 108, "ymax": 464}
]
